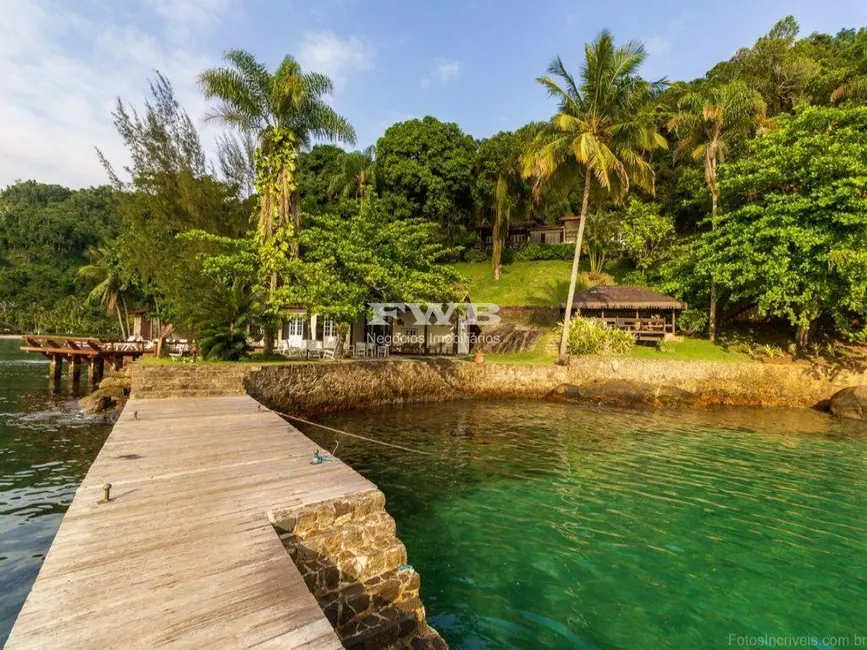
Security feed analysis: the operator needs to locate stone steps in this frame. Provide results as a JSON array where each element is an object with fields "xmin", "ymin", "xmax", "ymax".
[
  {"xmin": 130, "ymin": 363, "xmax": 261, "ymax": 399},
  {"xmin": 272, "ymin": 490, "xmax": 445, "ymax": 648}
]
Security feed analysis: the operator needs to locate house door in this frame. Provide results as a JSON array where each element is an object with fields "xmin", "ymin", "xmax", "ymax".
[
  {"xmin": 321, "ymin": 318, "xmax": 339, "ymax": 349},
  {"xmin": 284, "ymin": 316, "xmax": 305, "ymax": 348}
]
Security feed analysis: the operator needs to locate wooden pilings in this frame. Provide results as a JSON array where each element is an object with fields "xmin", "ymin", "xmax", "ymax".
[
  {"xmin": 87, "ymin": 357, "xmax": 105, "ymax": 386},
  {"xmin": 49, "ymin": 356, "xmax": 62, "ymax": 383},
  {"xmin": 70, "ymin": 357, "xmax": 82, "ymax": 383}
]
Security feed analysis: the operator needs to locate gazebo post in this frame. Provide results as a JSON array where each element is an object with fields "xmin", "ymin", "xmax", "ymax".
[{"xmin": 671, "ymin": 309, "xmax": 676, "ymax": 334}]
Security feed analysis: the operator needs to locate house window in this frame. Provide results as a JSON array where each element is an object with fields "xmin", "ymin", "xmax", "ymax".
[
  {"xmin": 322, "ymin": 318, "xmax": 337, "ymax": 338},
  {"xmin": 288, "ymin": 317, "xmax": 304, "ymax": 337}
]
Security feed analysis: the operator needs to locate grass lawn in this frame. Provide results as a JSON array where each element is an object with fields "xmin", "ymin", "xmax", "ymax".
[
  {"xmin": 451, "ymin": 259, "xmax": 629, "ymax": 306},
  {"xmin": 629, "ymin": 338, "xmax": 751, "ymax": 363}
]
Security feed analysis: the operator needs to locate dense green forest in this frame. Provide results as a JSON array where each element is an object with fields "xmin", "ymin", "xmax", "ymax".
[{"xmin": 2, "ymin": 17, "xmax": 866, "ymax": 358}]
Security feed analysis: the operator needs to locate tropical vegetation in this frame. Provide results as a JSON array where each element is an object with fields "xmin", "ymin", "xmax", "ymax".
[{"xmin": 1, "ymin": 16, "xmax": 867, "ymax": 360}]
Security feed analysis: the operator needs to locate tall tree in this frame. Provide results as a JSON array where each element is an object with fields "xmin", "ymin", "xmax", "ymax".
[
  {"xmin": 523, "ymin": 31, "xmax": 667, "ymax": 361},
  {"xmin": 376, "ymin": 116, "xmax": 477, "ymax": 246},
  {"xmin": 710, "ymin": 16, "xmax": 818, "ymax": 116},
  {"xmin": 199, "ymin": 50, "xmax": 356, "ymax": 235},
  {"xmin": 705, "ymin": 105, "xmax": 867, "ymax": 347},
  {"xmin": 473, "ymin": 130, "xmax": 530, "ymax": 280},
  {"xmin": 101, "ymin": 73, "xmax": 249, "ymax": 343},
  {"xmin": 667, "ymin": 81, "xmax": 769, "ymax": 340},
  {"xmin": 199, "ymin": 50, "xmax": 356, "ymax": 351}
]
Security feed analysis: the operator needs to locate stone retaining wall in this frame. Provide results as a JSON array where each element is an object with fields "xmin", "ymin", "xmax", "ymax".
[
  {"xmin": 270, "ymin": 490, "xmax": 445, "ymax": 649},
  {"xmin": 131, "ymin": 357, "xmax": 867, "ymax": 413},
  {"xmin": 130, "ymin": 363, "xmax": 262, "ymax": 399},
  {"xmin": 243, "ymin": 357, "xmax": 867, "ymax": 416}
]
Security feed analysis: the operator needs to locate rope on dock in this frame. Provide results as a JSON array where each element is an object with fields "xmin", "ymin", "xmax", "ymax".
[{"xmin": 277, "ymin": 413, "xmax": 439, "ymax": 457}]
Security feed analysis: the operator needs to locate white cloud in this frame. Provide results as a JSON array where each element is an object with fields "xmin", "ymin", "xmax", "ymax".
[
  {"xmin": 435, "ymin": 58, "xmax": 461, "ymax": 83},
  {"xmin": 0, "ymin": 0, "xmax": 222, "ymax": 189},
  {"xmin": 297, "ymin": 31, "xmax": 375, "ymax": 92},
  {"xmin": 142, "ymin": 0, "xmax": 241, "ymax": 38},
  {"xmin": 421, "ymin": 57, "xmax": 461, "ymax": 89}
]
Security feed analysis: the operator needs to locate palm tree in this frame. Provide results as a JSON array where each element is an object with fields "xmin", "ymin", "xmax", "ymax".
[
  {"xmin": 78, "ymin": 244, "xmax": 130, "ymax": 340},
  {"xmin": 199, "ymin": 50, "xmax": 356, "ymax": 352},
  {"xmin": 831, "ymin": 76, "xmax": 867, "ymax": 103},
  {"xmin": 199, "ymin": 50, "xmax": 356, "ymax": 236},
  {"xmin": 523, "ymin": 31, "xmax": 667, "ymax": 361},
  {"xmin": 667, "ymin": 81, "xmax": 769, "ymax": 341},
  {"xmin": 328, "ymin": 146, "xmax": 376, "ymax": 201},
  {"xmin": 491, "ymin": 174, "xmax": 510, "ymax": 281}
]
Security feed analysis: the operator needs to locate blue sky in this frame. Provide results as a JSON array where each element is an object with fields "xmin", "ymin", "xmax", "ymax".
[{"xmin": 1, "ymin": 0, "xmax": 865, "ymax": 188}]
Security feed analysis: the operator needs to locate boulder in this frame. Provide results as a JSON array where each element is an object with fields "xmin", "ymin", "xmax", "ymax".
[
  {"xmin": 80, "ymin": 391, "xmax": 114, "ymax": 414},
  {"xmin": 99, "ymin": 376, "xmax": 131, "ymax": 394},
  {"xmin": 828, "ymin": 385, "xmax": 867, "ymax": 421},
  {"xmin": 99, "ymin": 384, "xmax": 127, "ymax": 401}
]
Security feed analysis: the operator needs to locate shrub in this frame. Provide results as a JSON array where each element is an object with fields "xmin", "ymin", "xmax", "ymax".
[
  {"xmin": 677, "ymin": 309, "xmax": 708, "ymax": 336},
  {"xmin": 557, "ymin": 318, "xmax": 635, "ymax": 356},
  {"xmin": 195, "ymin": 280, "xmax": 255, "ymax": 361},
  {"xmin": 463, "ymin": 248, "xmax": 490, "ymax": 263},
  {"xmin": 511, "ymin": 243, "xmax": 574, "ymax": 261}
]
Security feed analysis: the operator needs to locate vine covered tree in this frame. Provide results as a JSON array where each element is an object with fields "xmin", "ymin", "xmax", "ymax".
[
  {"xmin": 199, "ymin": 50, "xmax": 356, "ymax": 351},
  {"xmin": 199, "ymin": 50, "xmax": 356, "ymax": 235},
  {"xmin": 523, "ymin": 31, "xmax": 667, "ymax": 361}
]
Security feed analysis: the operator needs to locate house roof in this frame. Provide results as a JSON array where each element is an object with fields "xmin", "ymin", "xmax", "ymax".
[
  {"xmin": 528, "ymin": 224, "xmax": 565, "ymax": 232},
  {"xmin": 560, "ymin": 215, "xmax": 582, "ymax": 221},
  {"xmin": 561, "ymin": 285, "xmax": 688, "ymax": 310}
]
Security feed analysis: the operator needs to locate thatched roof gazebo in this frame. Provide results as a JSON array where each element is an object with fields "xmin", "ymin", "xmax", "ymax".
[{"xmin": 560, "ymin": 286, "xmax": 688, "ymax": 341}]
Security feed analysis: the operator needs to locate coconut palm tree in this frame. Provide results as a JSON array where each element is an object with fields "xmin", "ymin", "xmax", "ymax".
[
  {"xmin": 523, "ymin": 31, "xmax": 668, "ymax": 361},
  {"xmin": 199, "ymin": 50, "xmax": 356, "ymax": 236},
  {"xmin": 78, "ymin": 244, "xmax": 130, "ymax": 340},
  {"xmin": 667, "ymin": 81, "xmax": 769, "ymax": 341},
  {"xmin": 328, "ymin": 146, "xmax": 376, "ymax": 201}
]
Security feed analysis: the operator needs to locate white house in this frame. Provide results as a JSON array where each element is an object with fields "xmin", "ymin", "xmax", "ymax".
[{"xmin": 276, "ymin": 305, "xmax": 472, "ymax": 356}]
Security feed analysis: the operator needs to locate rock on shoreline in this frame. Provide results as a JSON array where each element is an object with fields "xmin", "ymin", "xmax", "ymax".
[
  {"xmin": 80, "ymin": 366, "xmax": 133, "ymax": 415},
  {"xmin": 828, "ymin": 385, "xmax": 867, "ymax": 421}
]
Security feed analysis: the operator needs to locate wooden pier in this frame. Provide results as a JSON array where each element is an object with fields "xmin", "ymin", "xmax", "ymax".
[
  {"xmin": 6, "ymin": 395, "xmax": 378, "ymax": 648},
  {"xmin": 21, "ymin": 335, "xmax": 147, "ymax": 384}
]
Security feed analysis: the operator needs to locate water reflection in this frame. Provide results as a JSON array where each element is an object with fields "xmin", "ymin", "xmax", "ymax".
[
  {"xmin": 0, "ymin": 339, "xmax": 110, "ymax": 644},
  {"xmin": 311, "ymin": 400, "xmax": 867, "ymax": 650}
]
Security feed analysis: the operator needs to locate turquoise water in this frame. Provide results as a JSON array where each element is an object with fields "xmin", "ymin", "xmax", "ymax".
[
  {"xmin": 307, "ymin": 400, "xmax": 867, "ymax": 649},
  {"xmin": 0, "ymin": 339, "xmax": 110, "ymax": 645}
]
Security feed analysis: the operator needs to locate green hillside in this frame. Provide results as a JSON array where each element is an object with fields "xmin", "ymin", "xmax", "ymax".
[{"xmin": 451, "ymin": 260, "xmax": 627, "ymax": 306}]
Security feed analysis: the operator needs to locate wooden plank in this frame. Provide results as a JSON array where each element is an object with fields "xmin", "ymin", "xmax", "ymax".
[
  {"xmin": 20, "ymin": 347, "xmax": 100, "ymax": 356},
  {"xmin": 6, "ymin": 396, "xmax": 368, "ymax": 649}
]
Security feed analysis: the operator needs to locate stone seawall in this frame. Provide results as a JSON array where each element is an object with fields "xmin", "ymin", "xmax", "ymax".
[
  {"xmin": 242, "ymin": 357, "xmax": 867, "ymax": 416},
  {"xmin": 132, "ymin": 357, "xmax": 867, "ymax": 413},
  {"xmin": 270, "ymin": 490, "xmax": 444, "ymax": 648}
]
